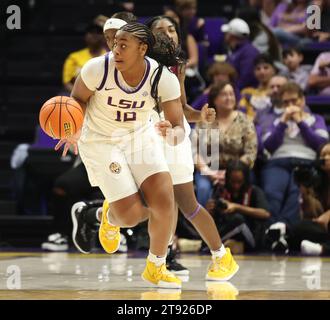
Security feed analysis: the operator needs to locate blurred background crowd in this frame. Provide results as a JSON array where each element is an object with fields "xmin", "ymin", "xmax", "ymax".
[{"xmin": 0, "ymin": 0, "xmax": 330, "ymax": 257}]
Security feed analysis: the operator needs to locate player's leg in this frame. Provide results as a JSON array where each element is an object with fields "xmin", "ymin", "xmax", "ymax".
[
  {"xmin": 174, "ymin": 182, "xmax": 222, "ymax": 250},
  {"xmin": 139, "ymin": 171, "xmax": 181, "ymax": 288},
  {"xmin": 140, "ymin": 172, "xmax": 175, "ymax": 256},
  {"xmin": 165, "ymin": 202, "xmax": 190, "ymax": 275},
  {"xmin": 174, "ymin": 181, "xmax": 239, "ymax": 281}
]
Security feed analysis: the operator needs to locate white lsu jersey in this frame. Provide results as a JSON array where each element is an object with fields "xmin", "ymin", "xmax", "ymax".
[{"xmin": 80, "ymin": 53, "xmax": 181, "ymax": 141}]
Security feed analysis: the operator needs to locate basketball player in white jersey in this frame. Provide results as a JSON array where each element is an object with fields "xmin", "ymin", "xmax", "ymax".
[
  {"xmin": 71, "ymin": 16, "xmax": 239, "ymax": 282},
  {"xmin": 55, "ymin": 22, "xmax": 185, "ymax": 288}
]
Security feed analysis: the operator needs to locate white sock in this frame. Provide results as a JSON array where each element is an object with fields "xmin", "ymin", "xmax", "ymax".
[
  {"xmin": 211, "ymin": 244, "xmax": 227, "ymax": 259},
  {"xmin": 96, "ymin": 208, "xmax": 102, "ymax": 222},
  {"xmin": 301, "ymin": 240, "xmax": 323, "ymax": 256},
  {"xmin": 148, "ymin": 251, "xmax": 166, "ymax": 266}
]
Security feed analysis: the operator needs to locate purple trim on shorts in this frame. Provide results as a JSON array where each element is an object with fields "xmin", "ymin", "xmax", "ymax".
[
  {"xmin": 96, "ymin": 53, "xmax": 110, "ymax": 91},
  {"xmin": 114, "ymin": 58, "xmax": 150, "ymax": 94},
  {"xmin": 187, "ymin": 204, "xmax": 202, "ymax": 221}
]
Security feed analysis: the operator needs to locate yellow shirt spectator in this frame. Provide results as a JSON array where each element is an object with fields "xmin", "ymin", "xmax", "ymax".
[
  {"xmin": 62, "ymin": 47, "xmax": 106, "ymax": 86},
  {"xmin": 239, "ymin": 87, "xmax": 270, "ymax": 120}
]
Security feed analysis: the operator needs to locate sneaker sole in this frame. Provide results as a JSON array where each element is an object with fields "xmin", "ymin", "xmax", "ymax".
[
  {"xmin": 41, "ymin": 243, "xmax": 68, "ymax": 252},
  {"xmin": 71, "ymin": 202, "xmax": 90, "ymax": 254},
  {"xmin": 170, "ymin": 269, "xmax": 190, "ymax": 276},
  {"xmin": 141, "ymin": 274, "xmax": 182, "ymax": 289},
  {"xmin": 205, "ymin": 264, "xmax": 240, "ymax": 281}
]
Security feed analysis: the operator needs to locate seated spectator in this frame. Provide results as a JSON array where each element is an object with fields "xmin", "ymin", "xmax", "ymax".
[
  {"xmin": 62, "ymin": 23, "xmax": 106, "ymax": 94},
  {"xmin": 10, "ymin": 126, "xmax": 60, "ymax": 215},
  {"xmin": 41, "ymin": 157, "xmax": 103, "ymax": 251},
  {"xmin": 191, "ymin": 81, "xmax": 257, "ymax": 207},
  {"xmin": 205, "ymin": 160, "xmax": 270, "ymax": 254},
  {"xmin": 191, "ymin": 62, "xmax": 238, "ymax": 111},
  {"xmin": 237, "ymin": 6, "xmax": 282, "ymax": 62},
  {"xmin": 239, "ymin": 54, "xmax": 277, "ymax": 119},
  {"xmin": 248, "ymin": 0, "xmax": 282, "ymax": 26},
  {"xmin": 261, "ymin": 82, "xmax": 329, "ymax": 226},
  {"xmin": 221, "ymin": 18, "xmax": 260, "ymax": 90},
  {"xmin": 286, "ymin": 142, "xmax": 330, "ymax": 256},
  {"xmin": 269, "ymin": 0, "xmax": 311, "ymax": 47},
  {"xmin": 255, "ymin": 74, "xmax": 288, "ymax": 134},
  {"xmin": 254, "ymin": 75, "xmax": 289, "ymax": 178},
  {"xmin": 281, "ymin": 47, "xmax": 312, "ymax": 91},
  {"xmin": 308, "ymin": 51, "xmax": 330, "ymax": 95},
  {"xmin": 173, "ymin": 0, "xmax": 207, "ymax": 43}
]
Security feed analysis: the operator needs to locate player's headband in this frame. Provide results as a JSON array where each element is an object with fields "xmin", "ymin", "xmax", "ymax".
[{"xmin": 103, "ymin": 18, "xmax": 127, "ymax": 32}]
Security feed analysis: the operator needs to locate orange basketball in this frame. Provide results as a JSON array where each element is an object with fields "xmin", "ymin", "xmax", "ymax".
[{"xmin": 39, "ymin": 96, "xmax": 84, "ymax": 139}]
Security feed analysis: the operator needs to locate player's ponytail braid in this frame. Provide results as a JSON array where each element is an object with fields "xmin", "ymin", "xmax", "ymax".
[
  {"xmin": 145, "ymin": 16, "xmax": 186, "ymax": 107},
  {"xmin": 149, "ymin": 32, "xmax": 182, "ymax": 106}
]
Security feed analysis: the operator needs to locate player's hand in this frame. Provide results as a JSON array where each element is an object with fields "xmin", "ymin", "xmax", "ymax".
[
  {"xmin": 155, "ymin": 120, "xmax": 172, "ymax": 137},
  {"xmin": 200, "ymin": 104, "xmax": 216, "ymax": 123},
  {"xmin": 54, "ymin": 129, "xmax": 81, "ymax": 157},
  {"xmin": 155, "ymin": 121, "xmax": 185, "ymax": 146}
]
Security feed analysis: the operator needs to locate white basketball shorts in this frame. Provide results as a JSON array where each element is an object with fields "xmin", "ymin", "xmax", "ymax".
[{"xmin": 78, "ymin": 124, "xmax": 169, "ymax": 203}]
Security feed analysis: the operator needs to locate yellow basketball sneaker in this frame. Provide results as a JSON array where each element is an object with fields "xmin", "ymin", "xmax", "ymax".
[
  {"xmin": 206, "ymin": 248, "xmax": 239, "ymax": 281},
  {"xmin": 142, "ymin": 259, "xmax": 182, "ymax": 289},
  {"xmin": 98, "ymin": 200, "xmax": 121, "ymax": 254}
]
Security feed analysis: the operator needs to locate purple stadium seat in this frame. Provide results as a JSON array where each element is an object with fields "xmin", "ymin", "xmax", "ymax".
[
  {"xmin": 204, "ymin": 17, "xmax": 227, "ymax": 61},
  {"xmin": 306, "ymin": 95, "xmax": 330, "ymax": 105},
  {"xmin": 304, "ymin": 41, "xmax": 330, "ymax": 51},
  {"xmin": 30, "ymin": 126, "xmax": 59, "ymax": 149}
]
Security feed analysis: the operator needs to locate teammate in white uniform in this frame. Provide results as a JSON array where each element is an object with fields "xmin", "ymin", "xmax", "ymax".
[
  {"xmin": 55, "ymin": 22, "xmax": 185, "ymax": 288},
  {"xmin": 145, "ymin": 16, "xmax": 239, "ymax": 280}
]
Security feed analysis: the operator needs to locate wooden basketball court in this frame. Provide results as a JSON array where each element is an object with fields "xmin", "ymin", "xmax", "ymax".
[{"xmin": 0, "ymin": 252, "xmax": 329, "ymax": 300}]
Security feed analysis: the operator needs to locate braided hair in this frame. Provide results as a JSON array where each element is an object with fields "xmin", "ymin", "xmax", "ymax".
[{"xmin": 119, "ymin": 22, "xmax": 183, "ymax": 106}]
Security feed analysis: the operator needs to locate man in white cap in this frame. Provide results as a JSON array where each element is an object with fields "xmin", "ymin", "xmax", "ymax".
[{"xmin": 221, "ymin": 18, "xmax": 260, "ymax": 90}]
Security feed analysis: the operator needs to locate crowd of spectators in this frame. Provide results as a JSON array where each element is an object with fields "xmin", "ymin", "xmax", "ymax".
[{"xmin": 9, "ymin": 0, "xmax": 330, "ymax": 255}]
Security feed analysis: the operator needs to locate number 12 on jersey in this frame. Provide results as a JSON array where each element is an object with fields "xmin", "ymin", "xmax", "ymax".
[{"xmin": 115, "ymin": 111, "xmax": 136, "ymax": 122}]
